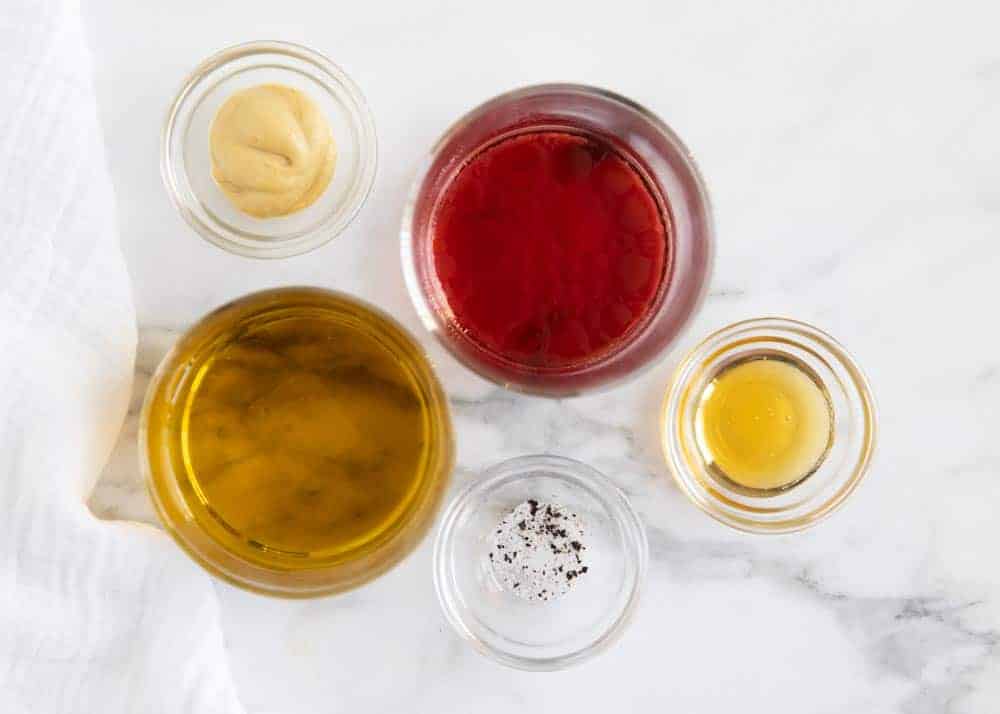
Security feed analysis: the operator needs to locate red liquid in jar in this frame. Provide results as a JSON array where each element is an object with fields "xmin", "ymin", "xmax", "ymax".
[{"xmin": 432, "ymin": 131, "xmax": 670, "ymax": 368}]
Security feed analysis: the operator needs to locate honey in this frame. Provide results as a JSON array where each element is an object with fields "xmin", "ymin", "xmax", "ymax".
[
  {"xmin": 143, "ymin": 288, "xmax": 452, "ymax": 581},
  {"xmin": 694, "ymin": 355, "xmax": 833, "ymax": 492}
]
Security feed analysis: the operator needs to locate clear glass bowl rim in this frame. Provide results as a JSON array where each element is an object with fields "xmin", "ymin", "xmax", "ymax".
[
  {"xmin": 160, "ymin": 39, "xmax": 378, "ymax": 259},
  {"xmin": 400, "ymin": 82, "xmax": 715, "ymax": 397},
  {"xmin": 432, "ymin": 454, "xmax": 649, "ymax": 670},
  {"xmin": 139, "ymin": 286, "xmax": 454, "ymax": 598},
  {"xmin": 661, "ymin": 316, "xmax": 878, "ymax": 534}
]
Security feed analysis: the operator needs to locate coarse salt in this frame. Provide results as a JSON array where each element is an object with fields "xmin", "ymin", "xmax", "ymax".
[{"xmin": 488, "ymin": 499, "xmax": 588, "ymax": 602}]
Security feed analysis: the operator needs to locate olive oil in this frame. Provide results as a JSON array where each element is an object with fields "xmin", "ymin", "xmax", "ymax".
[
  {"xmin": 144, "ymin": 288, "xmax": 452, "ymax": 576},
  {"xmin": 694, "ymin": 355, "xmax": 833, "ymax": 492}
]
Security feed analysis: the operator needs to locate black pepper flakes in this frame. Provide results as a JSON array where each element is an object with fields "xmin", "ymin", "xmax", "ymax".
[{"xmin": 488, "ymin": 499, "xmax": 590, "ymax": 602}]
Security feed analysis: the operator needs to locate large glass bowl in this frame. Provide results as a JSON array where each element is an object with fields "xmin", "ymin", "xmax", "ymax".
[
  {"xmin": 401, "ymin": 83, "xmax": 713, "ymax": 396},
  {"xmin": 140, "ymin": 287, "xmax": 453, "ymax": 597}
]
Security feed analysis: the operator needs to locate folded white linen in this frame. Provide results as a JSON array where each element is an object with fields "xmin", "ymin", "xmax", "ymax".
[{"xmin": 0, "ymin": 1, "xmax": 244, "ymax": 712}]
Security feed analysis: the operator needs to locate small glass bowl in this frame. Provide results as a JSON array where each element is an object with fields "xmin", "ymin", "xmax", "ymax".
[
  {"xmin": 402, "ymin": 83, "xmax": 714, "ymax": 396},
  {"xmin": 433, "ymin": 455, "xmax": 648, "ymax": 670},
  {"xmin": 161, "ymin": 41, "xmax": 377, "ymax": 259},
  {"xmin": 662, "ymin": 317, "xmax": 878, "ymax": 533}
]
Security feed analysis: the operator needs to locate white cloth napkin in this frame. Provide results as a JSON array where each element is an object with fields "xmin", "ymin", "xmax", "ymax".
[{"xmin": 0, "ymin": 1, "xmax": 244, "ymax": 712}]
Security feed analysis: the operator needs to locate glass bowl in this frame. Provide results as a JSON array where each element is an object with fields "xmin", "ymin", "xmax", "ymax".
[
  {"xmin": 401, "ymin": 83, "xmax": 713, "ymax": 396},
  {"xmin": 161, "ymin": 41, "xmax": 377, "ymax": 258},
  {"xmin": 140, "ymin": 287, "xmax": 453, "ymax": 597},
  {"xmin": 433, "ymin": 455, "xmax": 648, "ymax": 670},
  {"xmin": 662, "ymin": 317, "xmax": 878, "ymax": 533}
]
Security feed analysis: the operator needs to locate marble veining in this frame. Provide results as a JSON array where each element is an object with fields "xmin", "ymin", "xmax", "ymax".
[
  {"xmin": 89, "ymin": 328, "xmax": 177, "ymax": 526},
  {"xmin": 91, "ymin": 318, "xmax": 1000, "ymax": 711},
  {"xmin": 84, "ymin": 0, "xmax": 1000, "ymax": 710}
]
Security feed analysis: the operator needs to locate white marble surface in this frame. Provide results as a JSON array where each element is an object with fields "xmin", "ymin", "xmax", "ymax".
[{"xmin": 82, "ymin": 0, "xmax": 1000, "ymax": 711}]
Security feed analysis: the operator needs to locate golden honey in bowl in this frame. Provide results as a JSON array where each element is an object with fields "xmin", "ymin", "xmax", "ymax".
[
  {"xmin": 142, "ymin": 288, "xmax": 453, "ymax": 596},
  {"xmin": 694, "ymin": 354, "xmax": 833, "ymax": 492}
]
